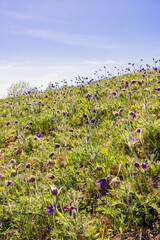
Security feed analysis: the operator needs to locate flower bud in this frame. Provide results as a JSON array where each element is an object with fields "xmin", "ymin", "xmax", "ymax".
[
  {"xmin": 50, "ymin": 185, "xmax": 58, "ymax": 196},
  {"xmin": 27, "ymin": 175, "xmax": 36, "ymax": 183}
]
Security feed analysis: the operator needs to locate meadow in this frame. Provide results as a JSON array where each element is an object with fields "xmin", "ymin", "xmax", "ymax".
[{"xmin": 0, "ymin": 61, "xmax": 160, "ymax": 239}]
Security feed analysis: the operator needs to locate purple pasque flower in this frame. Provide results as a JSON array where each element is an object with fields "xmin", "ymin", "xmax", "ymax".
[
  {"xmin": 63, "ymin": 202, "xmax": 76, "ymax": 216},
  {"xmin": 130, "ymin": 136, "xmax": 136, "ymax": 141},
  {"xmin": 135, "ymin": 128, "xmax": 141, "ymax": 133},
  {"xmin": 5, "ymin": 180, "xmax": 13, "ymax": 186},
  {"xmin": 26, "ymin": 163, "xmax": 31, "ymax": 168},
  {"xmin": 6, "ymin": 121, "xmax": 10, "ymax": 126},
  {"xmin": 82, "ymin": 113, "xmax": 88, "ymax": 118},
  {"xmin": 85, "ymin": 93, "xmax": 92, "ymax": 99},
  {"xmin": 130, "ymin": 113, "xmax": 136, "ymax": 120},
  {"xmin": 91, "ymin": 117, "xmax": 96, "ymax": 123},
  {"xmin": 96, "ymin": 178, "xmax": 106, "ymax": 189},
  {"xmin": 36, "ymin": 132, "xmax": 41, "ymax": 138},
  {"xmin": 112, "ymin": 91, "xmax": 117, "ymax": 96},
  {"xmin": 49, "ymin": 152, "xmax": 54, "ymax": 158},
  {"xmin": 92, "ymin": 109, "xmax": 96, "ymax": 113},
  {"xmin": 125, "ymin": 81, "xmax": 129, "ymax": 88},
  {"xmin": 54, "ymin": 143, "xmax": 60, "ymax": 148},
  {"xmin": 45, "ymin": 204, "xmax": 54, "ymax": 214},
  {"xmin": 141, "ymin": 163, "xmax": 147, "ymax": 169},
  {"xmin": 154, "ymin": 67, "xmax": 158, "ymax": 72},
  {"xmin": 154, "ymin": 88, "xmax": 160, "ymax": 91}
]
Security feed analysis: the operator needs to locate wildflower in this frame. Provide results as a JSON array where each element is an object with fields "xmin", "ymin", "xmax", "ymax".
[
  {"xmin": 113, "ymin": 111, "xmax": 119, "ymax": 117},
  {"xmin": 125, "ymin": 81, "xmax": 129, "ymax": 88},
  {"xmin": 134, "ymin": 162, "xmax": 140, "ymax": 168},
  {"xmin": 63, "ymin": 202, "xmax": 76, "ymax": 216},
  {"xmin": 5, "ymin": 180, "xmax": 13, "ymax": 186},
  {"xmin": 92, "ymin": 109, "xmax": 96, "ymax": 113},
  {"xmin": 15, "ymin": 120, "xmax": 18, "ymax": 124},
  {"xmin": 29, "ymin": 121, "xmax": 33, "ymax": 125},
  {"xmin": 119, "ymin": 108, "xmax": 124, "ymax": 113},
  {"xmin": 135, "ymin": 128, "xmax": 141, "ymax": 133},
  {"xmin": 112, "ymin": 91, "xmax": 117, "ymax": 96},
  {"xmin": 154, "ymin": 67, "xmax": 158, "ymax": 72},
  {"xmin": 85, "ymin": 93, "xmax": 92, "ymax": 99},
  {"xmin": 130, "ymin": 136, "xmax": 136, "ymax": 141},
  {"xmin": 82, "ymin": 113, "xmax": 87, "ymax": 118},
  {"xmin": 45, "ymin": 204, "xmax": 54, "ymax": 214},
  {"xmin": 54, "ymin": 143, "xmax": 61, "ymax": 148},
  {"xmin": 154, "ymin": 88, "xmax": 160, "ymax": 91},
  {"xmin": 46, "ymin": 173, "xmax": 55, "ymax": 179},
  {"xmin": 91, "ymin": 117, "xmax": 96, "ymax": 123},
  {"xmin": 49, "ymin": 152, "xmax": 54, "ymax": 158},
  {"xmin": 27, "ymin": 175, "xmax": 36, "ymax": 183},
  {"xmin": 9, "ymin": 159, "xmax": 16, "ymax": 164},
  {"xmin": 96, "ymin": 178, "xmax": 106, "ymax": 189},
  {"xmin": 141, "ymin": 163, "xmax": 147, "ymax": 169},
  {"xmin": 34, "ymin": 136, "xmax": 38, "ymax": 141},
  {"xmin": 11, "ymin": 170, "xmax": 17, "ymax": 177},
  {"xmin": 73, "ymin": 104, "xmax": 76, "ymax": 107},
  {"xmin": 131, "ymin": 79, "xmax": 136, "ymax": 84},
  {"xmin": 117, "ymin": 105, "xmax": 122, "ymax": 109},
  {"xmin": 130, "ymin": 112, "xmax": 136, "ymax": 120},
  {"xmin": 36, "ymin": 132, "xmax": 41, "ymax": 138},
  {"xmin": 50, "ymin": 185, "xmax": 58, "ymax": 196},
  {"xmin": 68, "ymin": 128, "xmax": 74, "ymax": 132},
  {"xmin": 52, "ymin": 127, "xmax": 55, "ymax": 131},
  {"xmin": 6, "ymin": 121, "xmax": 10, "ymax": 126},
  {"xmin": 26, "ymin": 163, "xmax": 31, "ymax": 168},
  {"xmin": 138, "ymin": 80, "xmax": 144, "ymax": 86},
  {"xmin": 109, "ymin": 177, "xmax": 121, "ymax": 188}
]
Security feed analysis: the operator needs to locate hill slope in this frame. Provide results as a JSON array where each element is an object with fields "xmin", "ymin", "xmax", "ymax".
[{"xmin": 0, "ymin": 68, "xmax": 160, "ymax": 239}]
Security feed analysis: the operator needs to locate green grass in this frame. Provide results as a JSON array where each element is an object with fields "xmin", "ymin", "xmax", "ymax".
[{"xmin": 0, "ymin": 67, "xmax": 160, "ymax": 239}]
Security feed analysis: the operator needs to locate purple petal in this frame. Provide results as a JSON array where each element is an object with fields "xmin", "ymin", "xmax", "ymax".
[{"xmin": 45, "ymin": 209, "xmax": 51, "ymax": 214}]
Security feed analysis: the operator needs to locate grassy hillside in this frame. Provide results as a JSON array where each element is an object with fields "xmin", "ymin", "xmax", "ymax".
[{"xmin": 0, "ymin": 67, "xmax": 160, "ymax": 239}]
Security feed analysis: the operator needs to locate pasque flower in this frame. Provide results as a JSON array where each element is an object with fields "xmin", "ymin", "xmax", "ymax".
[
  {"xmin": 96, "ymin": 178, "xmax": 106, "ymax": 189},
  {"xmin": 154, "ymin": 88, "xmax": 160, "ymax": 91},
  {"xmin": 63, "ymin": 201, "xmax": 76, "ymax": 216},
  {"xmin": 130, "ymin": 113, "xmax": 136, "ymax": 120},
  {"xmin": 36, "ymin": 132, "xmax": 41, "ymax": 138},
  {"xmin": 141, "ymin": 163, "xmax": 147, "ymax": 169},
  {"xmin": 45, "ymin": 204, "xmax": 54, "ymax": 214},
  {"xmin": 5, "ymin": 180, "xmax": 13, "ymax": 186}
]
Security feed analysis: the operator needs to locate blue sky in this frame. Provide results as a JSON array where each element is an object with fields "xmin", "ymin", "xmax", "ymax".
[{"xmin": 0, "ymin": 0, "xmax": 160, "ymax": 97}]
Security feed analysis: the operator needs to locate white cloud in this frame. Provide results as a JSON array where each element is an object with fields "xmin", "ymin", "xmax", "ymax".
[{"xmin": 0, "ymin": 28, "xmax": 121, "ymax": 49}]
